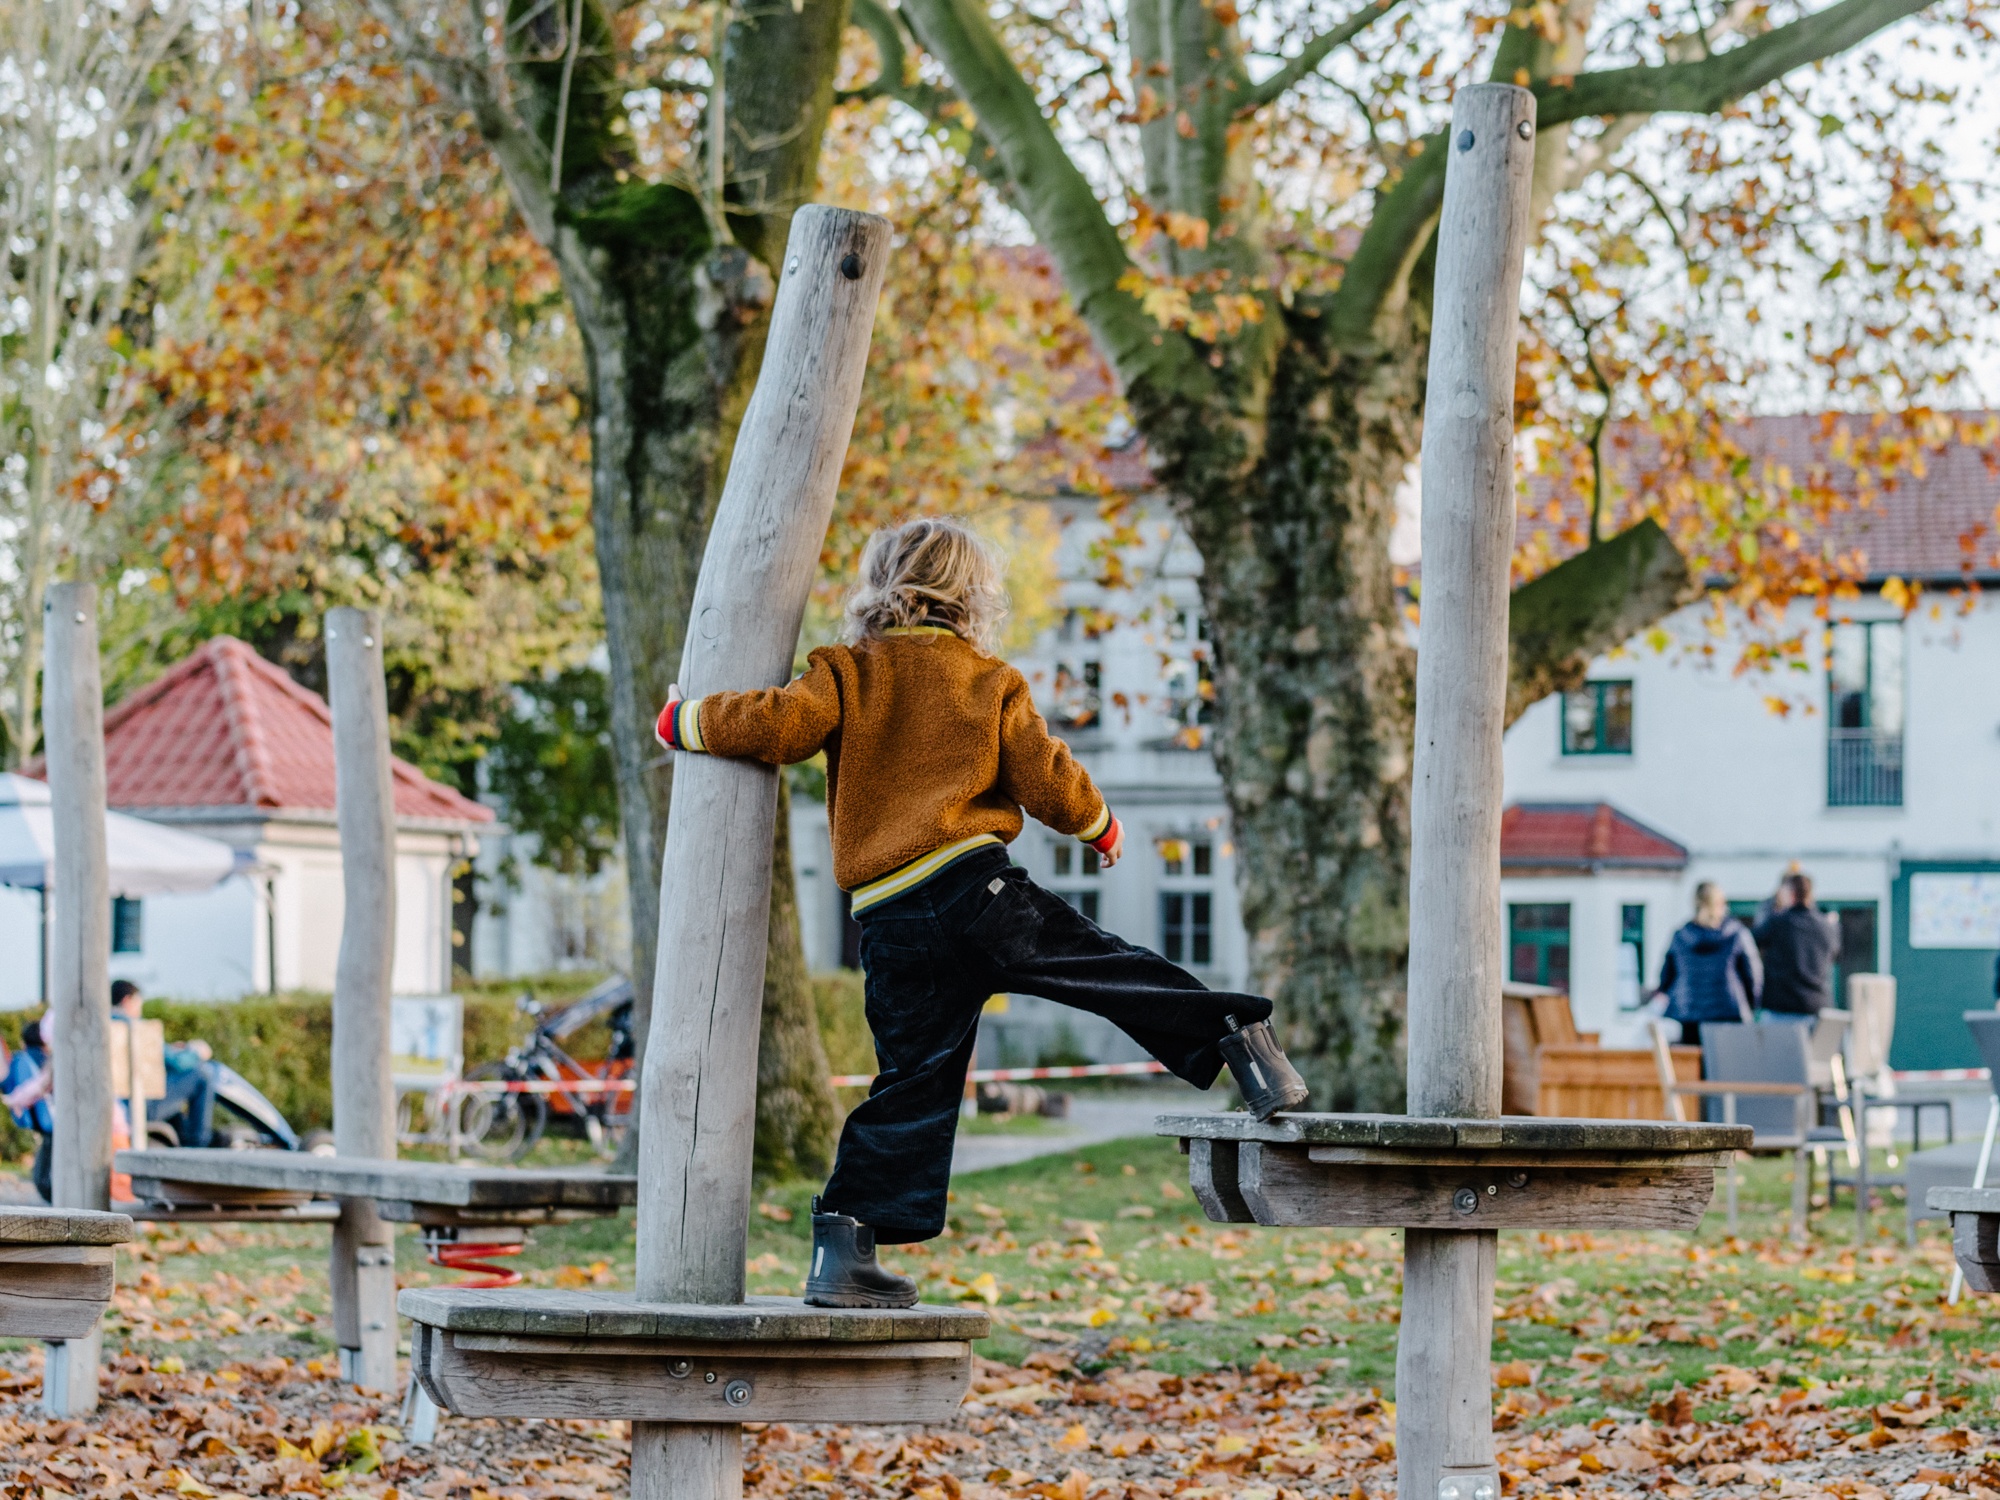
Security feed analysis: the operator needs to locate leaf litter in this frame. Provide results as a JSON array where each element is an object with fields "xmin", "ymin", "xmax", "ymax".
[{"xmin": 2, "ymin": 1145, "xmax": 1999, "ymax": 1497}]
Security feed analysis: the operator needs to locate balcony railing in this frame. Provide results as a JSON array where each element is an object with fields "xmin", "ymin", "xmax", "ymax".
[{"xmin": 1828, "ymin": 729, "xmax": 1903, "ymax": 808}]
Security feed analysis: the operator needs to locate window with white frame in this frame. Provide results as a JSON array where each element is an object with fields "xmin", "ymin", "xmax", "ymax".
[
  {"xmin": 1049, "ymin": 839, "xmax": 1103, "ymax": 922},
  {"xmin": 1158, "ymin": 836, "xmax": 1215, "ymax": 968}
]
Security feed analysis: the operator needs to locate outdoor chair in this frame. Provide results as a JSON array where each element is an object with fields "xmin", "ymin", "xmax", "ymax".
[
  {"xmin": 1818, "ymin": 992, "xmax": 1954, "ymax": 1241},
  {"xmin": 1649, "ymin": 1020, "xmax": 1837, "ymax": 1239},
  {"xmin": 1945, "ymin": 1013, "xmax": 2000, "ymax": 1300}
]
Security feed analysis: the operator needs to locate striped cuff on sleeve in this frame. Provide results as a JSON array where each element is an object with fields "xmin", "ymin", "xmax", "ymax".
[
  {"xmin": 654, "ymin": 697, "xmax": 708, "ymax": 753},
  {"xmin": 1079, "ymin": 805, "xmax": 1119, "ymax": 854}
]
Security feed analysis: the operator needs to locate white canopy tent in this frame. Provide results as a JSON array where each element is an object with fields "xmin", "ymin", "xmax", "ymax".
[
  {"xmin": 0, "ymin": 773, "xmax": 239, "ymax": 1003},
  {"xmin": 0, "ymin": 774, "xmax": 238, "ymax": 895}
]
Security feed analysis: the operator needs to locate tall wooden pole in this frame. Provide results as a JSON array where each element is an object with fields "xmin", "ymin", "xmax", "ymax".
[
  {"xmin": 41, "ymin": 581, "xmax": 113, "ymax": 1417},
  {"xmin": 325, "ymin": 607, "xmax": 400, "ymax": 1393},
  {"xmin": 1398, "ymin": 82, "xmax": 1536, "ymax": 1500},
  {"xmin": 630, "ymin": 205, "xmax": 889, "ymax": 1500}
]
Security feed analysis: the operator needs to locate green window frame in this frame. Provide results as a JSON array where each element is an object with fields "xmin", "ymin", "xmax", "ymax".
[
  {"xmin": 1509, "ymin": 903, "xmax": 1572, "ymax": 990},
  {"xmin": 1560, "ymin": 680, "xmax": 1633, "ymax": 756}
]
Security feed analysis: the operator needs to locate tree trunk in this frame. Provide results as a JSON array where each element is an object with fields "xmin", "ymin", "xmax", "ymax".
[
  {"xmin": 754, "ymin": 769, "xmax": 840, "ymax": 1181},
  {"xmin": 1156, "ymin": 316, "xmax": 1424, "ymax": 1113},
  {"xmin": 498, "ymin": 0, "xmax": 851, "ymax": 1174}
]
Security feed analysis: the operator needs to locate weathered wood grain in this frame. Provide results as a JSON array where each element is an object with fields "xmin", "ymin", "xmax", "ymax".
[
  {"xmin": 1235, "ymin": 1144, "xmax": 1717, "ymax": 1230},
  {"xmin": 41, "ymin": 580, "xmax": 115, "ymax": 1417},
  {"xmin": 637, "ymin": 205, "xmax": 892, "ymax": 1308},
  {"xmin": 326, "ymin": 607, "xmax": 400, "ymax": 1395},
  {"xmin": 397, "ymin": 1289, "xmax": 989, "ymax": 1343},
  {"xmin": 1188, "ymin": 1138, "xmax": 1254, "ymax": 1223},
  {"xmin": 1303, "ymin": 1146, "xmax": 1732, "ymax": 1169},
  {"xmin": 0, "ymin": 1208, "xmax": 132, "ymax": 1247},
  {"xmin": 413, "ymin": 1329, "xmax": 971, "ymax": 1424},
  {"xmin": 0, "ymin": 1253, "xmax": 117, "ymax": 1340},
  {"xmin": 1945, "ymin": 1210, "xmax": 2000, "ymax": 1295},
  {"xmin": 116, "ymin": 1149, "xmax": 636, "ymax": 1210},
  {"xmin": 1161, "ymin": 1112, "xmax": 1748, "ymax": 1152},
  {"xmin": 1397, "ymin": 83, "xmax": 1539, "ymax": 1500},
  {"xmin": 1928, "ymin": 1188, "xmax": 2000, "ymax": 1214},
  {"xmin": 630, "ymin": 204, "xmax": 890, "ymax": 1500}
]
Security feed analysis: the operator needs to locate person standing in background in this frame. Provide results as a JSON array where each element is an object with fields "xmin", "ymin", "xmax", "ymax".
[
  {"xmin": 1651, "ymin": 881, "xmax": 1763, "ymax": 1049},
  {"xmin": 4, "ymin": 1021, "xmax": 53, "ymax": 1203},
  {"xmin": 1755, "ymin": 871, "xmax": 1840, "ymax": 1020}
]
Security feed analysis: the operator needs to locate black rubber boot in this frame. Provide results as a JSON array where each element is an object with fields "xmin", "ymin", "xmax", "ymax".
[
  {"xmin": 1219, "ymin": 1018, "xmax": 1310, "ymax": 1120},
  {"xmin": 804, "ymin": 1199, "xmax": 918, "ymax": 1308}
]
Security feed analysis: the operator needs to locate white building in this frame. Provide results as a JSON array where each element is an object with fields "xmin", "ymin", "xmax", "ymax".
[
  {"xmin": 805, "ymin": 417, "xmax": 2000, "ymax": 1073},
  {"xmin": 0, "ymin": 636, "xmax": 492, "ymax": 1006}
]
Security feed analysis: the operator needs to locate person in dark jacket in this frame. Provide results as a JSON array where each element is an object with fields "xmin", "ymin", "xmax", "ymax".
[
  {"xmin": 4, "ymin": 1020, "xmax": 53, "ymax": 1203},
  {"xmin": 1652, "ymin": 882, "xmax": 1762, "ymax": 1047},
  {"xmin": 1754, "ymin": 872, "xmax": 1840, "ymax": 1018}
]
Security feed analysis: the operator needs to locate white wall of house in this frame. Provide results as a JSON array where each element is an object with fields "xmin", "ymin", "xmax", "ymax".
[
  {"xmin": 0, "ymin": 815, "xmax": 476, "ymax": 1007},
  {"xmin": 470, "ymin": 830, "xmax": 632, "ymax": 979},
  {"xmin": 1501, "ymin": 592, "xmax": 2000, "ymax": 1067}
]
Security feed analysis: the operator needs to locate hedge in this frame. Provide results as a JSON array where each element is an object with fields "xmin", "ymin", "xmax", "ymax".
[{"xmin": 0, "ymin": 970, "xmax": 872, "ymax": 1156}]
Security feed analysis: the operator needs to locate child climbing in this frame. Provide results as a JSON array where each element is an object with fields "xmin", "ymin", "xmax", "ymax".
[{"xmin": 655, "ymin": 516, "xmax": 1308, "ymax": 1308}]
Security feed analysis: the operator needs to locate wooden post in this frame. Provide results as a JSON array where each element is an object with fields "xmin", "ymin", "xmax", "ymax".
[
  {"xmin": 41, "ymin": 581, "xmax": 113, "ymax": 1417},
  {"xmin": 325, "ymin": 606, "xmax": 400, "ymax": 1393},
  {"xmin": 1398, "ymin": 83, "xmax": 1536, "ymax": 1500},
  {"xmin": 630, "ymin": 205, "xmax": 889, "ymax": 1500}
]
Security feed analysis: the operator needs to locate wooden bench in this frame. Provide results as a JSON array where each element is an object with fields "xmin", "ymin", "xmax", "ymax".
[
  {"xmin": 1501, "ymin": 986, "xmax": 1703, "ymax": 1117},
  {"xmin": 399, "ymin": 1289, "xmax": 988, "ymax": 1424},
  {"xmin": 115, "ymin": 1148, "xmax": 634, "ymax": 1226},
  {"xmin": 1162, "ymin": 1113, "xmax": 1749, "ymax": 1230},
  {"xmin": 0, "ymin": 1207, "xmax": 134, "ymax": 1341},
  {"xmin": 1930, "ymin": 1186, "xmax": 2000, "ymax": 1293},
  {"xmin": 116, "ymin": 1148, "xmax": 636, "ymax": 1436}
]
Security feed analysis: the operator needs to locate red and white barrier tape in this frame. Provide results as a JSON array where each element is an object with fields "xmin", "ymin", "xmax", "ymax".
[
  {"xmin": 1891, "ymin": 1068, "xmax": 1991, "ymax": 1084},
  {"xmin": 827, "ymin": 1060, "xmax": 1167, "ymax": 1089},
  {"xmin": 434, "ymin": 1078, "xmax": 636, "ymax": 1097},
  {"xmin": 429, "ymin": 1060, "xmax": 1172, "ymax": 1097}
]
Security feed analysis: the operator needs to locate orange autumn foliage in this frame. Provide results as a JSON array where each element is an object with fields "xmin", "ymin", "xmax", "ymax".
[{"xmin": 92, "ymin": 15, "xmax": 591, "ymax": 612}]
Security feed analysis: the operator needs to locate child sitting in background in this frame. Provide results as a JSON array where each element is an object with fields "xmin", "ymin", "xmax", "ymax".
[{"xmin": 656, "ymin": 516, "xmax": 1308, "ymax": 1308}]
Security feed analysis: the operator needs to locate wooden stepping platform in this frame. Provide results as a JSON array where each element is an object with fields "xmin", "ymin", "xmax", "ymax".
[
  {"xmin": 115, "ymin": 1150, "xmax": 634, "ymax": 1225},
  {"xmin": 1929, "ymin": 1186, "xmax": 2000, "ymax": 1292},
  {"xmin": 399, "ymin": 1289, "xmax": 989, "ymax": 1424},
  {"xmin": 0, "ymin": 1206, "xmax": 135, "ymax": 1340},
  {"xmin": 1161, "ymin": 1113, "xmax": 1751, "ymax": 1230}
]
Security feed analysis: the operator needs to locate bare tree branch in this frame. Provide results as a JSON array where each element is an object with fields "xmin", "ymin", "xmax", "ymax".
[
  {"xmin": 1241, "ymin": 0, "xmax": 1407, "ymax": 111},
  {"xmin": 1325, "ymin": 0, "xmax": 1933, "ymax": 351},
  {"xmin": 1536, "ymin": 0, "xmax": 1934, "ymax": 124},
  {"xmin": 897, "ymin": 0, "xmax": 1214, "ymax": 401}
]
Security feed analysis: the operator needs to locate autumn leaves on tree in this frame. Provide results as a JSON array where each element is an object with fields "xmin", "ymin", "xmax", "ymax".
[{"xmin": 14, "ymin": 0, "xmax": 1994, "ymax": 1118}]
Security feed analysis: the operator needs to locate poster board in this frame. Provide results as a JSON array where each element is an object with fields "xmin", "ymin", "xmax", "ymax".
[
  {"xmin": 391, "ymin": 994, "xmax": 464, "ymax": 1091},
  {"xmin": 1910, "ymin": 874, "xmax": 2000, "ymax": 949}
]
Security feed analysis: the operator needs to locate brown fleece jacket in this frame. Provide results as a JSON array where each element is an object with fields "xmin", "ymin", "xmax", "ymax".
[{"xmin": 679, "ymin": 629, "xmax": 1109, "ymax": 891}]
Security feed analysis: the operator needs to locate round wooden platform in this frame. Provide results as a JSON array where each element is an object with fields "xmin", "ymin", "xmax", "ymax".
[
  {"xmin": 399, "ymin": 1290, "xmax": 989, "ymax": 1425},
  {"xmin": 0, "ymin": 1206, "xmax": 134, "ymax": 1340},
  {"xmin": 1160, "ymin": 1112, "xmax": 1753, "ymax": 1230}
]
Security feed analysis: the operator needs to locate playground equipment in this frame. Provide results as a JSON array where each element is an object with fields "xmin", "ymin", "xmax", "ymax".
[
  {"xmin": 398, "ymin": 204, "xmax": 990, "ymax": 1500},
  {"xmin": 6, "ymin": 599, "xmax": 624, "ymax": 1434},
  {"xmin": 39, "ymin": 582, "xmax": 133, "ymax": 1415},
  {"xmin": 1163, "ymin": 86, "xmax": 1748, "ymax": 1500},
  {"xmin": 0, "ymin": 1207, "xmax": 133, "ymax": 1340},
  {"xmin": 99, "ymin": 609, "xmax": 635, "ymax": 1443}
]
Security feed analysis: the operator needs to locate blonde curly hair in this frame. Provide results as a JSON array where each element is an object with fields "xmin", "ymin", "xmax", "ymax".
[{"xmin": 844, "ymin": 517, "xmax": 1008, "ymax": 651}]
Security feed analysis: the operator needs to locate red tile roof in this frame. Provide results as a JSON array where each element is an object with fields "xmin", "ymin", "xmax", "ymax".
[
  {"xmin": 1501, "ymin": 802, "xmax": 1688, "ymax": 872},
  {"xmin": 1519, "ymin": 412, "xmax": 2000, "ymax": 583},
  {"xmin": 87, "ymin": 637, "xmax": 491, "ymax": 824}
]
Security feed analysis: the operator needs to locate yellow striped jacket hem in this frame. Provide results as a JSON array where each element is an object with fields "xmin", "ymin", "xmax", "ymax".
[{"xmin": 849, "ymin": 834, "xmax": 1003, "ymax": 915}]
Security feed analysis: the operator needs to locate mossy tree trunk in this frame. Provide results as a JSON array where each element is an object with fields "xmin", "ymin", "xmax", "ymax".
[
  {"xmin": 891, "ymin": 0, "xmax": 1922, "ymax": 1109},
  {"xmin": 368, "ymin": 0, "xmax": 849, "ymax": 1176}
]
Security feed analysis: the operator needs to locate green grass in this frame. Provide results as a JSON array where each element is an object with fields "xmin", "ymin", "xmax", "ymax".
[{"xmin": 57, "ymin": 1132, "xmax": 2000, "ymax": 1431}]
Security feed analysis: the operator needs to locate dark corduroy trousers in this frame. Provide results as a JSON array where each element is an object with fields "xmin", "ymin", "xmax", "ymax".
[{"xmin": 820, "ymin": 845, "xmax": 1267, "ymax": 1242}]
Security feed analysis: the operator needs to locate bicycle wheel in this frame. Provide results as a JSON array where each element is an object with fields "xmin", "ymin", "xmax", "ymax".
[{"xmin": 461, "ymin": 1064, "xmax": 547, "ymax": 1162}]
